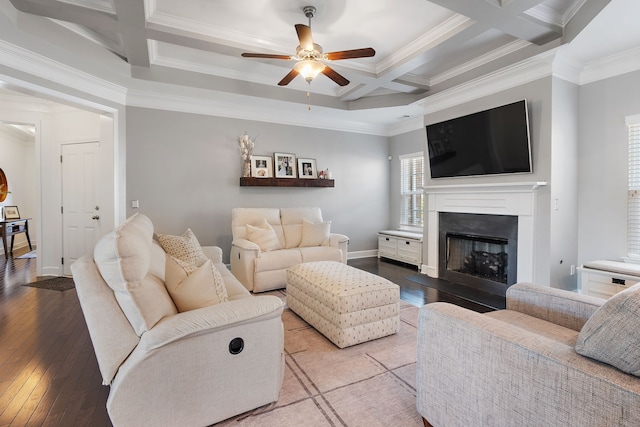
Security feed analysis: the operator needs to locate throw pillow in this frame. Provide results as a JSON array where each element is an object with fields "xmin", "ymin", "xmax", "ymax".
[
  {"xmin": 575, "ymin": 282, "xmax": 640, "ymax": 375},
  {"xmin": 157, "ymin": 228, "xmax": 208, "ymax": 273},
  {"xmin": 94, "ymin": 213, "xmax": 177, "ymax": 336},
  {"xmin": 300, "ymin": 219, "xmax": 331, "ymax": 247},
  {"xmin": 246, "ymin": 218, "xmax": 282, "ymax": 251},
  {"xmin": 165, "ymin": 256, "xmax": 229, "ymax": 312}
]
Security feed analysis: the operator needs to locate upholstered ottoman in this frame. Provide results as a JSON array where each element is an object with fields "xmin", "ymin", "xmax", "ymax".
[{"xmin": 286, "ymin": 261, "xmax": 400, "ymax": 348}]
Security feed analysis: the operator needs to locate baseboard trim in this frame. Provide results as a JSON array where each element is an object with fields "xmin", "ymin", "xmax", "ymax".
[{"xmin": 347, "ymin": 250, "xmax": 378, "ymax": 260}]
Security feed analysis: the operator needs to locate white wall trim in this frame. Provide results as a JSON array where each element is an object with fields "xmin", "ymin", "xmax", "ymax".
[
  {"xmin": 425, "ymin": 182, "xmax": 547, "ymax": 282},
  {"xmin": 0, "ymin": 40, "xmax": 127, "ymax": 105},
  {"xmin": 416, "ymin": 50, "xmax": 557, "ymax": 116},
  {"xmin": 347, "ymin": 249, "xmax": 378, "ymax": 260},
  {"xmin": 126, "ymin": 89, "xmax": 389, "ymax": 136}
]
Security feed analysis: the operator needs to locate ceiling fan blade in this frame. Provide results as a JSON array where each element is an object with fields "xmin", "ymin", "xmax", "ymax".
[
  {"xmin": 321, "ymin": 66, "xmax": 349, "ymax": 86},
  {"xmin": 325, "ymin": 48, "xmax": 376, "ymax": 60},
  {"xmin": 295, "ymin": 24, "xmax": 314, "ymax": 51},
  {"xmin": 241, "ymin": 53, "xmax": 292, "ymax": 60},
  {"xmin": 278, "ymin": 69, "xmax": 299, "ymax": 86}
]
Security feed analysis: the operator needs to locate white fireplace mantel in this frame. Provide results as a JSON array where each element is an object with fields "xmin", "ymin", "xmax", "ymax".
[
  {"xmin": 424, "ymin": 181, "xmax": 548, "ymax": 193},
  {"xmin": 424, "ymin": 181, "xmax": 547, "ymax": 283}
]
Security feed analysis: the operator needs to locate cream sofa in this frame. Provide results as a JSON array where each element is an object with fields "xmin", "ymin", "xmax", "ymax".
[
  {"xmin": 417, "ymin": 282, "xmax": 640, "ymax": 427},
  {"xmin": 71, "ymin": 213, "xmax": 285, "ymax": 427},
  {"xmin": 230, "ymin": 207, "xmax": 349, "ymax": 292}
]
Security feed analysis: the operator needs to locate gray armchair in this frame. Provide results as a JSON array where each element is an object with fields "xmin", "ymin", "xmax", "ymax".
[{"xmin": 417, "ymin": 282, "xmax": 640, "ymax": 427}]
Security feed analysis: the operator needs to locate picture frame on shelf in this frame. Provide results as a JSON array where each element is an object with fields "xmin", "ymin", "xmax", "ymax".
[
  {"xmin": 3, "ymin": 205, "xmax": 20, "ymax": 220},
  {"xmin": 274, "ymin": 152, "xmax": 296, "ymax": 178},
  {"xmin": 297, "ymin": 158, "xmax": 318, "ymax": 179},
  {"xmin": 251, "ymin": 155, "xmax": 273, "ymax": 178}
]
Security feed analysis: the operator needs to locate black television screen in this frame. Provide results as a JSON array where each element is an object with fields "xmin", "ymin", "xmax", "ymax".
[{"xmin": 426, "ymin": 100, "xmax": 532, "ymax": 179}]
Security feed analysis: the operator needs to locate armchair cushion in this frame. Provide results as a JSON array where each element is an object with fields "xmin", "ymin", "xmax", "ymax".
[
  {"xmin": 576, "ymin": 282, "xmax": 640, "ymax": 376},
  {"xmin": 157, "ymin": 228, "xmax": 208, "ymax": 272},
  {"xmin": 165, "ymin": 256, "xmax": 228, "ymax": 312},
  {"xmin": 300, "ymin": 219, "xmax": 331, "ymax": 247},
  {"xmin": 246, "ymin": 218, "xmax": 282, "ymax": 252}
]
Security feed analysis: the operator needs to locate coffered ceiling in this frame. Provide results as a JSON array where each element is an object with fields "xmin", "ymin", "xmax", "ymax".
[{"xmin": 2, "ymin": 0, "xmax": 638, "ymax": 133}]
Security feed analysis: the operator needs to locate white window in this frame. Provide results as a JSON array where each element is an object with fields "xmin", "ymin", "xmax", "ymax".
[
  {"xmin": 400, "ymin": 152, "xmax": 424, "ymax": 229},
  {"xmin": 627, "ymin": 115, "xmax": 640, "ymax": 257}
]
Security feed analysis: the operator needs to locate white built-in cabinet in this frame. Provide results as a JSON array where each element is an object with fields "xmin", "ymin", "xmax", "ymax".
[
  {"xmin": 378, "ymin": 230, "xmax": 423, "ymax": 268},
  {"xmin": 577, "ymin": 260, "xmax": 640, "ymax": 299}
]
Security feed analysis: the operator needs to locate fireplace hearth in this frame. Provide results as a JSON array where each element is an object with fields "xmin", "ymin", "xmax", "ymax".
[{"xmin": 439, "ymin": 212, "xmax": 518, "ymax": 296}]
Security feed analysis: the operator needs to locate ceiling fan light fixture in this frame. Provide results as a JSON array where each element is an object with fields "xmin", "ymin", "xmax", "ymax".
[{"xmin": 294, "ymin": 59, "xmax": 326, "ymax": 82}]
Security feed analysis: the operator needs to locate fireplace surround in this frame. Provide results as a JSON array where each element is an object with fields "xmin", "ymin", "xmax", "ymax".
[
  {"xmin": 425, "ymin": 182, "xmax": 547, "ymax": 287},
  {"xmin": 439, "ymin": 212, "xmax": 518, "ymax": 295}
]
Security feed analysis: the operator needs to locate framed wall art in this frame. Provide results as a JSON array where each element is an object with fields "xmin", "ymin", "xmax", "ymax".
[
  {"xmin": 2, "ymin": 205, "xmax": 20, "ymax": 220},
  {"xmin": 274, "ymin": 152, "xmax": 296, "ymax": 178},
  {"xmin": 251, "ymin": 155, "xmax": 273, "ymax": 178},
  {"xmin": 297, "ymin": 158, "xmax": 317, "ymax": 179}
]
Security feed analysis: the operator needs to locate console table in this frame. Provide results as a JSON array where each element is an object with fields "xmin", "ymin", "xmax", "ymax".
[{"xmin": 1, "ymin": 218, "xmax": 32, "ymax": 259}]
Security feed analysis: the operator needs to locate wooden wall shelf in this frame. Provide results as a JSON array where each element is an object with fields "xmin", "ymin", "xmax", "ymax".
[{"xmin": 240, "ymin": 177, "xmax": 334, "ymax": 187}]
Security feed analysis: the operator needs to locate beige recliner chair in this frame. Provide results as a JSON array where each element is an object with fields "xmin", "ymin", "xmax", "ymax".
[
  {"xmin": 71, "ymin": 213, "xmax": 285, "ymax": 426},
  {"xmin": 230, "ymin": 207, "xmax": 349, "ymax": 292}
]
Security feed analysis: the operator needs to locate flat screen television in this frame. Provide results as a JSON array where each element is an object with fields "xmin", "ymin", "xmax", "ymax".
[{"xmin": 426, "ymin": 99, "xmax": 532, "ymax": 179}]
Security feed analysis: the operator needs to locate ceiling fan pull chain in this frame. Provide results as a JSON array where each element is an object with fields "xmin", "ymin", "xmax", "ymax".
[{"xmin": 307, "ymin": 90, "xmax": 311, "ymax": 110}]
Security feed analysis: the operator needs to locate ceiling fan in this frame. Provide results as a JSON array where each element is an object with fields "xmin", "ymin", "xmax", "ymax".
[{"xmin": 241, "ymin": 5, "xmax": 375, "ymax": 87}]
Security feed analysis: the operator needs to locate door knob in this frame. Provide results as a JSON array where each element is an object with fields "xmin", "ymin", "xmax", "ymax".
[{"xmin": 92, "ymin": 215, "xmax": 100, "ymax": 220}]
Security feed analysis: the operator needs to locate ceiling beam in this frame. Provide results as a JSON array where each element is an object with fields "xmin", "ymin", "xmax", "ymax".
[{"xmin": 427, "ymin": 0, "xmax": 562, "ymax": 44}]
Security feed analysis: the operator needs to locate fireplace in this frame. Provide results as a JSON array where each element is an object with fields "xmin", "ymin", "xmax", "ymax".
[{"xmin": 439, "ymin": 212, "xmax": 518, "ymax": 296}]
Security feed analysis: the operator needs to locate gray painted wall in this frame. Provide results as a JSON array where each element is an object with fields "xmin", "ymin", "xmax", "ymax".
[
  {"xmin": 422, "ymin": 78, "xmax": 556, "ymax": 285},
  {"xmin": 388, "ymin": 128, "xmax": 427, "ymax": 229},
  {"xmin": 550, "ymin": 77, "xmax": 579, "ymax": 290},
  {"xmin": 577, "ymin": 69, "xmax": 640, "ymax": 264},
  {"xmin": 125, "ymin": 107, "xmax": 390, "ymax": 263}
]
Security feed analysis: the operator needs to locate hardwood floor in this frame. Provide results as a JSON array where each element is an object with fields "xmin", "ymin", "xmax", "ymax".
[
  {"xmin": 0, "ymin": 250, "xmax": 494, "ymax": 426},
  {"xmin": 0, "ymin": 247, "xmax": 111, "ymax": 426}
]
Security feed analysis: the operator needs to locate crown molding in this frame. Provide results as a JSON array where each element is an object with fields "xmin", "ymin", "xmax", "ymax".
[
  {"xmin": 126, "ymin": 89, "xmax": 388, "ymax": 136},
  {"xmin": 377, "ymin": 14, "xmax": 472, "ymax": 75},
  {"xmin": 0, "ymin": 40, "xmax": 127, "ymax": 106},
  {"xmin": 416, "ymin": 50, "xmax": 557, "ymax": 116},
  {"xmin": 579, "ymin": 46, "xmax": 640, "ymax": 85},
  {"xmin": 429, "ymin": 39, "xmax": 531, "ymax": 86}
]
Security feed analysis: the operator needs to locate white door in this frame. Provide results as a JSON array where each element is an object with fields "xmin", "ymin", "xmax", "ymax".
[{"xmin": 62, "ymin": 142, "xmax": 101, "ymax": 276}]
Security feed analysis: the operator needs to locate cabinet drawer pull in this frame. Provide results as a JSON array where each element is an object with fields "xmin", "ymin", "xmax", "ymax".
[
  {"xmin": 385, "ymin": 237, "xmax": 389, "ymax": 241},
  {"xmin": 405, "ymin": 241, "xmax": 410, "ymax": 245},
  {"xmin": 612, "ymin": 278, "xmax": 626, "ymax": 285}
]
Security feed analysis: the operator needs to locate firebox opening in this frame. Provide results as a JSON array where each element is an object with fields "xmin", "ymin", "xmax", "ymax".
[{"xmin": 446, "ymin": 233, "xmax": 508, "ymax": 285}]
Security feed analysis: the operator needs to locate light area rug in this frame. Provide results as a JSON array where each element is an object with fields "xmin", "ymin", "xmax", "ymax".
[
  {"xmin": 215, "ymin": 290, "xmax": 422, "ymax": 427},
  {"xmin": 15, "ymin": 250, "xmax": 36, "ymax": 259}
]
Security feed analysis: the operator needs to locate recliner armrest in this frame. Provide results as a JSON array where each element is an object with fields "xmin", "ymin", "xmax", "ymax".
[
  {"xmin": 506, "ymin": 282, "xmax": 604, "ymax": 331},
  {"xmin": 231, "ymin": 238, "xmax": 261, "ymax": 253},
  {"xmin": 201, "ymin": 246, "xmax": 223, "ymax": 264},
  {"xmin": 139, "ymin": 296, "xmax": 283, "ymax": 351},
  {"xmin": 329, "ymin": 233, "xmax": 349, "ymax": 246}
]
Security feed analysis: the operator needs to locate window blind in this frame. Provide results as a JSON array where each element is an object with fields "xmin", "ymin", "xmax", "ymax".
[
  {"xmin": 400, "ymin": 152, "xmax": 424, "ymax": 228},
  {"xmin": 629, "ymin": 120, "xmax": 640, "ymax": 256}
]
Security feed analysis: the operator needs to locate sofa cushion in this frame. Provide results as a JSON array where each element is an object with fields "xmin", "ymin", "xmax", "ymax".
[
  {"xmin": 231, "ymin": 208, "xmax": 283, "ymax": 242},
  {"xmin": 94, "ymin": 213, "xmax": 177, "ymax": 336},
  {"xmin": 281, "ymin": 207, "xmax": 323, "ymax": 248},
  {"xmin": 246, "ymin": 219, "xmax": 282, "ymax": 252},
  {"xmin": 157, "ymin": 229, "xmax": 208, "ymax": 273},
  {"xmin": 165, "ymin": 256, "xmax": 229, "ymax": 312},
  {"xmin": 300, "ymin": 219, "xmax": 331, "ymax": 247},
  {"xmin": 255, "ymin": 249, "xmax": 303, "ymax": 273},
  {"xmin": 576, "ymin": 282, "xmax": 640, "ymax": 375}
]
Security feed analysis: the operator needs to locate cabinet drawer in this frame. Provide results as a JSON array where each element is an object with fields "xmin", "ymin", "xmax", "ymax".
[
  {"xmin": 378, "ymin": 236, "xmax": 398, "ymax": 254},
  {"xmin": 587, "ymin": 273, "xmax": 634, "ymax": 287},
  {"xmin": 584, "ymin": 281, "xmax": 621, "ymax": 299}
]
